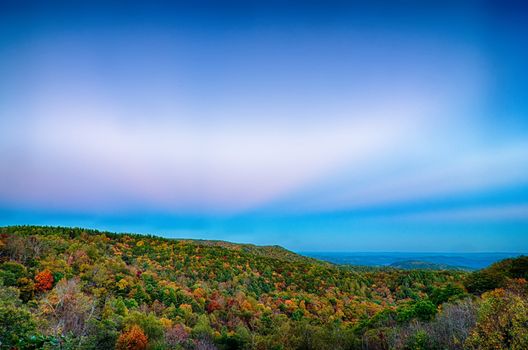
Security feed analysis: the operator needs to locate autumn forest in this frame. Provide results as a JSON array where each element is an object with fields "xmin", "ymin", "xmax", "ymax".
[{"xmin": 0, "ymin": 226, "xmax": 527, "ymax": 350}]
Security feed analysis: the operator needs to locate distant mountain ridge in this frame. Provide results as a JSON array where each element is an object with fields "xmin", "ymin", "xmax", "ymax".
[
  {"xmin": 302, "ymin": 251, "xmax": 524, "ymax": 270},
  {"xmin": 388, "ymin": 260, "xmax": 473, "ymax": 271}
]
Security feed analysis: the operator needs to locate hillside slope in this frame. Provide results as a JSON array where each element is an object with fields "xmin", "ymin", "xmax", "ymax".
[
  {"xmin": 176, "ymin": 238, "xmax": 321, "ymax": 265},
  {"xmin": 0, "ymin": 226, "xmax": 526, "ymax": 350}
]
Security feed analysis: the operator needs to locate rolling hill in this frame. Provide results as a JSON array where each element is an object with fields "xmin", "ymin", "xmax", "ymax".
[
  {"xmin": 388, "ymin": 260, "xmax": 473, "ymax": 271},
  {"xmin": 0, "ymin": 225, "xmax": 526, "ymax": 350}
]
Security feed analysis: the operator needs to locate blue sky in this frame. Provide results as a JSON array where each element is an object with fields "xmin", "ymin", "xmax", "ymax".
[{"xmin": 1, "ymin": 1, "xmax": 527, "ymax": 251}]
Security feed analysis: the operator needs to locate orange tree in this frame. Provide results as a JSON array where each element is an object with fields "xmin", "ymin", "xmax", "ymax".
[
  {"xmin": 34, "ymin": 270, "xmax": 54, "ymax": 292},
  {"xmin": 115, "ymin": 325, "xmax": 148, "ymax": 350}
]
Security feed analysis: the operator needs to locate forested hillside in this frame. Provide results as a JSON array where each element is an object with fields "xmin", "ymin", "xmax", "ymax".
[
  {"xmin": 388, "ymin": 260, "xmax": 472, "ymax": 271},
  {"xmin": 1, "ymin": 226, "xmax": 527, "ymax": 350}
]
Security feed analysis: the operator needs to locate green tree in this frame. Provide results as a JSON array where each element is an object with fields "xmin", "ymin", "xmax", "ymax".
[
  {"xmin": 192, "ymin": 314, "xmax": 213, "ymax": 339},
  {"xmin": 465, "ymin": 270, "xmax": 505, "ymax": 295},
  {"xmin": 405, "ymin": 330, "xmax": 434, "ymax": 350},
  {"xmin": 0, "ymin": 287, "xmax": 37, "ymax": 349},
  {"xmin": 124, "ymin": 311, "xmax": 164, "ymax": 344},
  {"xmin": 413, "ymin": 300, "xmax": 437, "ymax": 321},
  {"xmin": 429, "ymin": 283, "xmax": 465, "ymax": 305}
]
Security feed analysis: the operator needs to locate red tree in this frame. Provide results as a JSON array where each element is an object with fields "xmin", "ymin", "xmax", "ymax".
[
  {"xmin": 207, "ymin": 299, "xmax": 221, "ymax": 313},
  {"xmin": 34, "ymin": 269, "xmax": 54, "ymax": 292}
]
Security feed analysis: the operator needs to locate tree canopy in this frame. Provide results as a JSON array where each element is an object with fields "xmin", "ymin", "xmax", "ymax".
[{"xmin": 0, "ymin": 226, "xmax": 526, "ymax": 350}]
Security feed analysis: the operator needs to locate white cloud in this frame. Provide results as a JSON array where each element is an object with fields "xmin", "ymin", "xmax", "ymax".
[
  {"xmin": 8, "ymin": 110, "xmax": 418, "ymax": 213},
  {"xmin": 314, "ymin": 141, "xmax": 528, "ymax": 210}
]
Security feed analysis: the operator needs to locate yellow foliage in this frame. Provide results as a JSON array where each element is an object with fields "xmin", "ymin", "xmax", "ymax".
[
  {"xmin": 241, "ymin": 300, "xmax": 253, "ymax": 312},
  {"xmin": 193, "ymin": 287, "xmax": 205, "ymax": 298},
  {"xmin": 179, "ymin": 303, "xmax": 193, "ymax": 314},
  {"xmin": 159, "ymin": 317, "xmax": 172, "ymax": 329},
  {"xmin": 117, "ymin": 278, "xmax": 129, "ymax": 290}
]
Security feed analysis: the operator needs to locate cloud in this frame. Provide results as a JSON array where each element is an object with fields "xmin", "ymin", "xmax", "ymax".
[
  {"xmin": 316, "ymin": 141, "xmax": 528, "ymax": 210},
  {"xmin": 0, "ymin": 108, "xmax": 424, "ymax": 213},
  {"xmin": 2, "ymin": 83, "xmax": 526, "ymax": 216}
]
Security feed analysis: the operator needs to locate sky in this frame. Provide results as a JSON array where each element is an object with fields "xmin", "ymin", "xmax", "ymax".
[{"xmin": 1, "ymin": 1, "xmax": 528, "ymax": 252}]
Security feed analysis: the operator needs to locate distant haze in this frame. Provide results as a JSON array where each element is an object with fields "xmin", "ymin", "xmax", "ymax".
[
  {"xmin": 301, "ymin": 252, "xmax": 525, "ymax": 270},
  {"xmin": 1, "ymin": 1, "xmax": 527, "ymax": 251}
]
